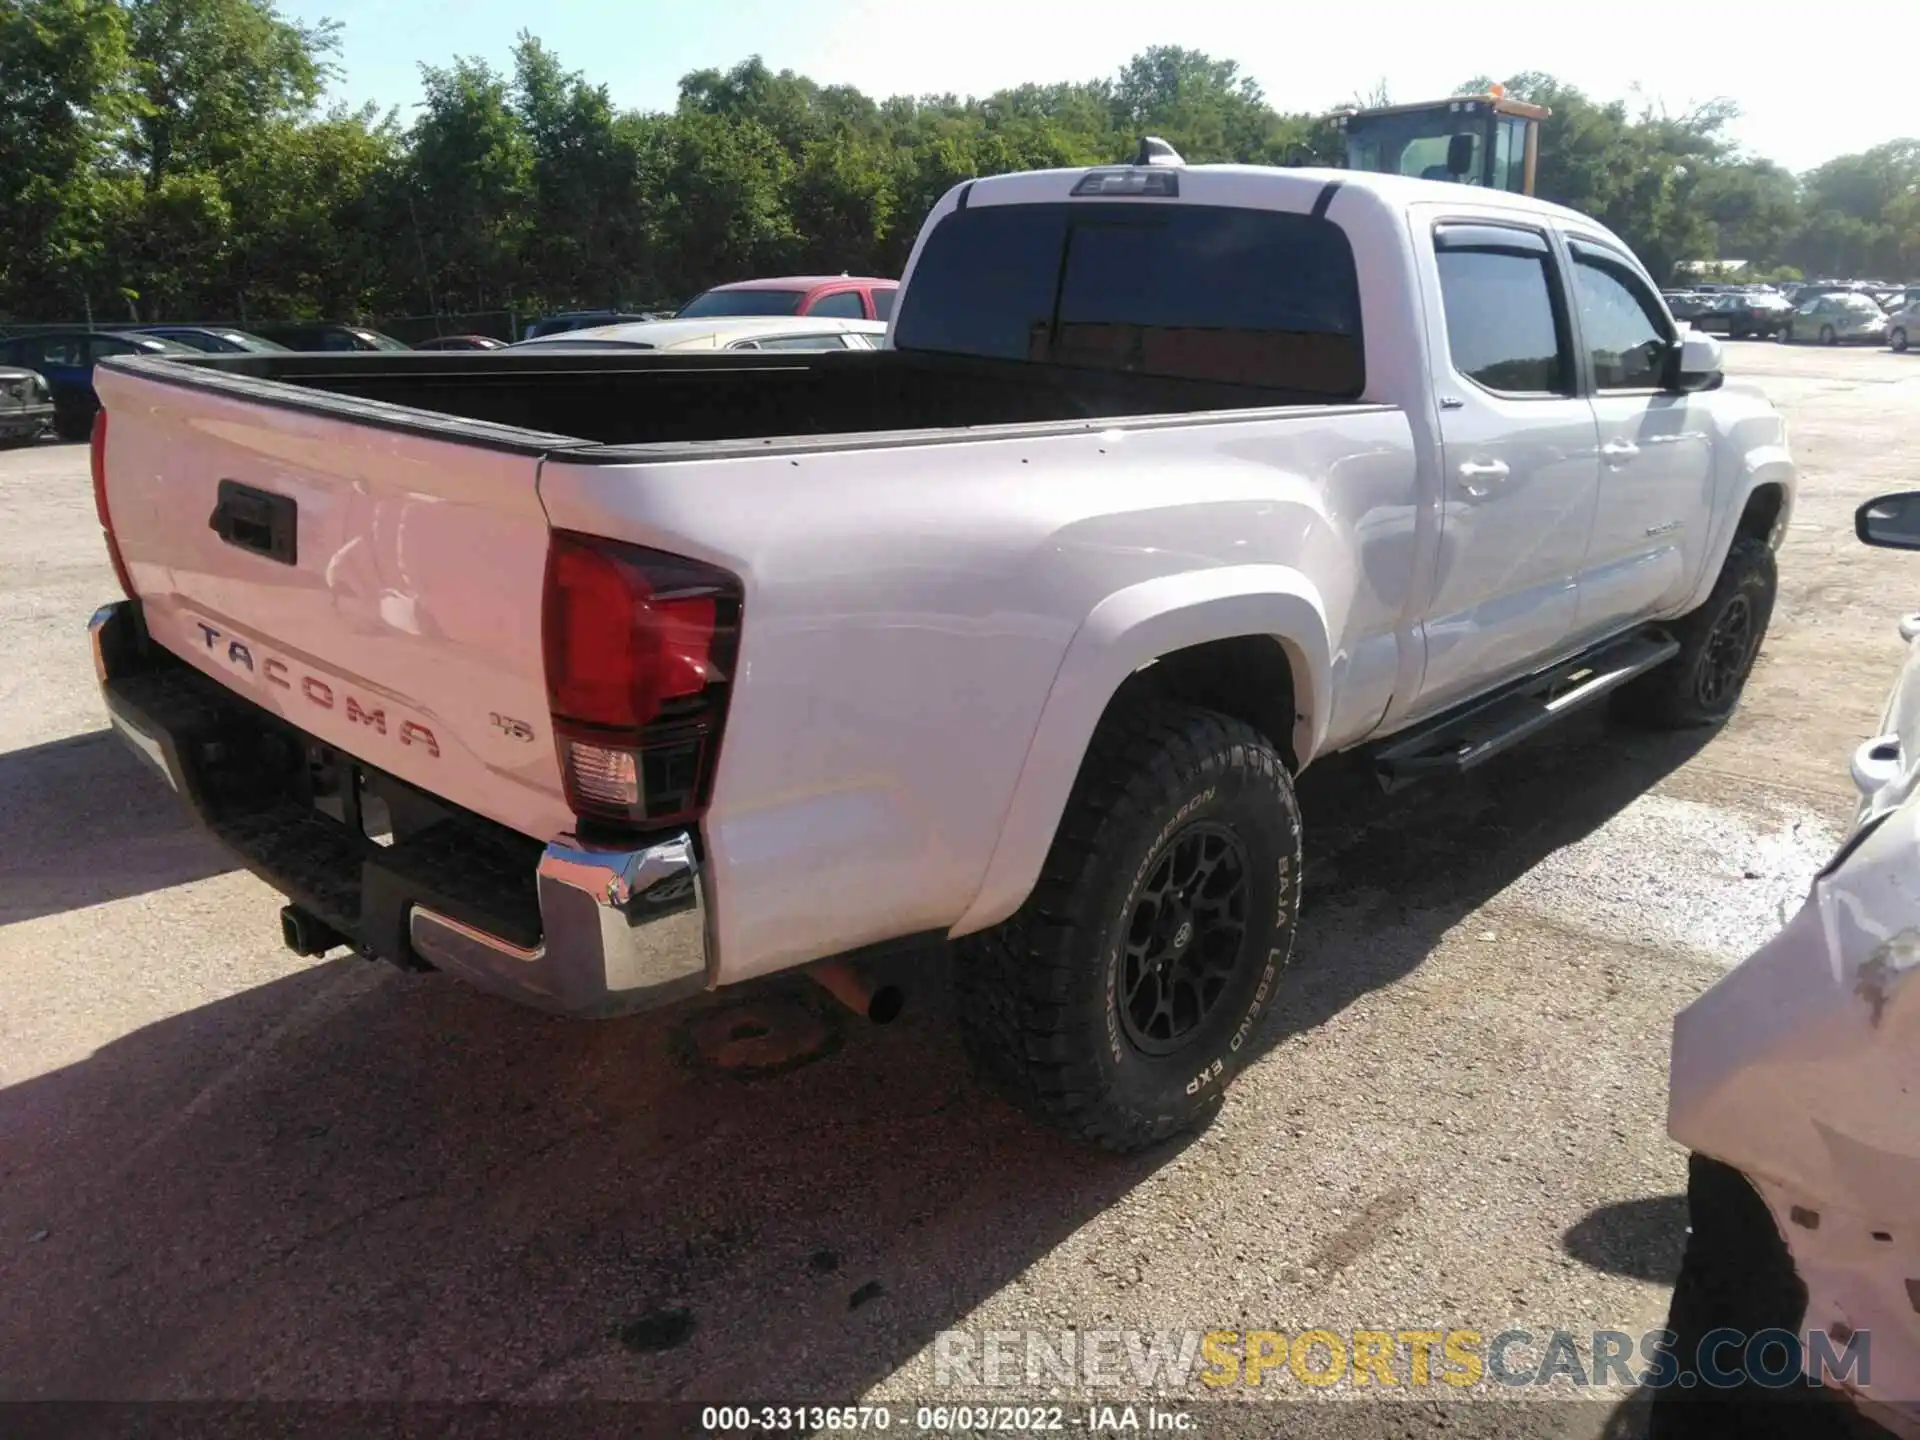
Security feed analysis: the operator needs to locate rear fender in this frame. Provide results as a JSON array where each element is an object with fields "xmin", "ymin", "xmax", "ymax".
[{"xmin": 950, "ymin": 565, "xmax": 1331, "ymax": 937}]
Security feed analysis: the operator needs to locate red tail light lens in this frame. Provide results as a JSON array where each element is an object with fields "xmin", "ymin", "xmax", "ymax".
[
  {"xmin": 541, "ymin": 531, "xmax": 742, "ymax": 829},
  {"xmin": 90, "ymin": 410, "xmax": 136, "ymax": 600}
]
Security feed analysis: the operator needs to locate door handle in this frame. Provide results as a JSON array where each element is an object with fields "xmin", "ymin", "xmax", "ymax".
[
  {"xmin": 209, "ymin": 479, "xmax": 298, "ymax": 565},
  {"xmin": 1456, "ymin": 459, "xmax": 1510, "ymax": 498},
  {"xmin": 1601, "ymin": 440, "xmax": 1640, "ymax": 463}
]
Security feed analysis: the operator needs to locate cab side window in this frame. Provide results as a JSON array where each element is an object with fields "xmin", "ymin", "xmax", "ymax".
[
  {"xmin": 1433, "ymin": 226, "xmax": 1572, "ymax": 395},
  {"xmin": 1571, "ymin": 251, "xmax": 1671, "ymax": 390},
  {"xmin": 808, "ymin": 290, "xmax": 866, "ymax": 318},
  {"xmin": 18, "ymin": 336, "xmax": 84, "ymax": 368}
]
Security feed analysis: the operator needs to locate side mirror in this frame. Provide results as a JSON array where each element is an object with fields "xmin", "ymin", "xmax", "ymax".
[
  {"xmin": 1671, "ymin": 327, "xmax": 1724, "ymax": 392},
  {"xmin": 1857, "ymin": 493, "xmax": 1920, "ymax": 551},
  {"xmin": 1446, "ymin": 133, "xmax": 1475, "ymax": 177}
]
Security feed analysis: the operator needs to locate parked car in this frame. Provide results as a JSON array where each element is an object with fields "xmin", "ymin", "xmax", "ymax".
[
  {"xmin": 512, "ymin": 316, "xmax": 887, "ymax": 352},
  {"xmin": 87, "ymin": 159, "xmax": 1792, "ymax": 1152},
  {"xmin": 678, "ymin": 275, "xmax": 898, "ymax": 322},
  {"xmin": 120, "ymin": 325, "xmax": 289, "ymax": 354},
  {"xmin": 0, "ymin": 365, "xmax": 53, "ymax": 444},
  {"xmin": 1660, "ymin": 490, "xmax": 1920, "ymax": 1438},
  {"xmin": 1889, "ymin": 303, "xmax": 1920, "ymax": 353},
  {"xmin": 1664, "ymin": 291, "xmax": 1712, "ymax": 323},
  {"xmin": 242, "ymin": 321, "xmax": 410, "ymax": 352},
  {"xmin": 1690, "ymin": 292, "xmax": 1793, "ymax": 339},
  {"xmin": 0, "ymin": 329, "xmax": 192, "ymax": 439},
  {"xmin": 1783, "ymin": 292, "xmax": 1889, "ymax": 345},
  {"xmin": 522, "ymin": 311, "xmax": 655, "ymax": 340},
  {"xmin": 413, "ymin": 335, "xmax": 507, "ymax": 351}
]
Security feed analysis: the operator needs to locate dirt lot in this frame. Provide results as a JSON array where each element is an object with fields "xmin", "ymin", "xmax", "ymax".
[{"xmin": 2, "ymin": 342, "xmax": 1916, "ymax": 1431}]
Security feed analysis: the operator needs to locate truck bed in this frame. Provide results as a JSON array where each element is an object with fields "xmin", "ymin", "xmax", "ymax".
[{"xmin": 119, "ymin": 347, "xmax": 1340, "ymax": 454}]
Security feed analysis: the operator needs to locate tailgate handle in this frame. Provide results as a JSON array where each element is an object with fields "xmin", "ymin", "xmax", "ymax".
[{"xmin": 209, "ymin": 480, "xmax": 297, "ymax": 566}]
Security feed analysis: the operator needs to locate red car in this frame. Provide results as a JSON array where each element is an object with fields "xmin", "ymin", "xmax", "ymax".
[
  {"xmin": 678, "ymin": 275, "xmax": 898, "ymax": 322},
  {"xmin": 414, "ymin": 335, "xmax": 507, "ymax": 351}
]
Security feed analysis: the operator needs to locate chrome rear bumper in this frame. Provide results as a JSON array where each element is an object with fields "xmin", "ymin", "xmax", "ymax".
[{"xmin": 409, "ymin": 832, "xmax": 710, "ymax": 1016}]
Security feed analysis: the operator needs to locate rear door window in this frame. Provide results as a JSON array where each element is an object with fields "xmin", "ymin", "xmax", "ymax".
[
  {"xmin": 872, "ymin": 288, "xmax": 897, "ymax": 321},
  {"xmin": 1433, "ymin": 239, "xmax": 1573, "ymax": 395},
  {"xmin": 893, "ymin": 201, "xmax": 1364, "ymax": 396}
]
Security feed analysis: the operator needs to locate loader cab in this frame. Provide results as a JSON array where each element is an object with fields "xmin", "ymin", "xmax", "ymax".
[{"xmin": 1332, "ymin": 89, "xmax": 1549, "ymax": 196}]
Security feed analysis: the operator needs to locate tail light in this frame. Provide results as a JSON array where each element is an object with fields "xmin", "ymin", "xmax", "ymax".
[
  {"xmin": 541, "ymin": 530, "xmax": 742, "ymax": 830},
  {"xmin": 90, "ymin": 410, "xmax": 136, "ymax": 600}
]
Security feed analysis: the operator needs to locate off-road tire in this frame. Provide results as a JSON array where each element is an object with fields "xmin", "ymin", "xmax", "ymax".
[
  {"xmin": 1648, "ymin": 1154, "xmax": 1885, "ymax": 1439},
  {"xmin": 954, "ymin": 701, "xmax": 1301, "ymax": 1153},
  {"xmin": 1613, "ymin": 536, "xmax": 1776, "ymax": 729}
]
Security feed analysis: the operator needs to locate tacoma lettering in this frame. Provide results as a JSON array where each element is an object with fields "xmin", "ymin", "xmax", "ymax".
[{"xmin": 345, "ymin": 697, "xmax": 386, "ymax": 734}]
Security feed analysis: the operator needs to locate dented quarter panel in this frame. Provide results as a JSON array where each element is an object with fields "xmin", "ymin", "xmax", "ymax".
[{"xmin": 1669, "ymin": 759, "xmax": 1920, "ymax": 1421}]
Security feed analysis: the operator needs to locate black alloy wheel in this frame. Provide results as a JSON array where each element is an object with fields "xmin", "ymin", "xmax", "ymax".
[
  {"xmin": 1118, "ymin": 821, "xmax": 1251, "ymax": 1055},
  {"xmin": 1695, "ymin": 594, "xmax": 1756, "ymax": 712}
]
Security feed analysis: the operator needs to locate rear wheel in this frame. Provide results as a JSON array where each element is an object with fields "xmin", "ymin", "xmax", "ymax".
[
  {"xmin": 1819, "ymin": 324, "xmax": 1837, "ymax": 346},
  {"xmin": 1614, "ymin": 537, "xmax": 1776, "ymax": 729},
  {"xmin": 1894, "ymin": 327, "xmax": 1910, "ymax": 353},
  {"xmin": 954, "ymin": 700, "xmax": 1301, "ymax": 1153}
]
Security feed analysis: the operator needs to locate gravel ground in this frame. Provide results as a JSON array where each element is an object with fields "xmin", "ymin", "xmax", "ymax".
[{"xmin": 1, "ymin": 342, "xmax": 1916, "ymax": 1435}]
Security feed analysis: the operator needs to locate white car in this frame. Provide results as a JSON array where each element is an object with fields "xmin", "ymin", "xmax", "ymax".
[
  {"xmin": 512, "ymin": 315, "xmax": 887, "ymax": 352},
  {"xmin": 1663, "ymin": 491, "xmax": 1920, "ymax": 1435},
  {"xmin": 1888, "ymin": 304, "xmax": 1919, "ymax": 354}
]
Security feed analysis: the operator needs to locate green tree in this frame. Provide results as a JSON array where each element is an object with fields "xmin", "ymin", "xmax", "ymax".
[
  {"xmin": 121, "ymin": 0, "xmax": 336, "ymax": 190},
  {"xmin": 402, "ymin": 56, "xmax": 535, "ymax": 311},
  {"xmin": 0, "ymin": 0, "xmax": 134, "ymax": 319},
  {"xmin": 223, "ymin": 106, "xmax": 402, "ymax": 318},
  {"xmin": 654, "ymin": 108, "xmax": 797, "ymax": 295},
  {"xmin": 1113, "ymin": 45, "xmax": 1296, "ymax": 162},
  {"xmin": 513, "ymin": 33, "xmax": 654, "ymax": 309}
]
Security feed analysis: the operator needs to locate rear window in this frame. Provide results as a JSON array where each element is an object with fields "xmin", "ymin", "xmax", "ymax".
[
  {"xmin": 679, "ymin": 288, "xmax": 807, "ymax": 318},
  {"xmin": 893, "ymin": 201, "xmax": 1363, "ymax": 396}
]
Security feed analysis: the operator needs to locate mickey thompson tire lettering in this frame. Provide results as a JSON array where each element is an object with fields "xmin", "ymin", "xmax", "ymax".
[{"xmin": 954, "ymin": 699, "xmax": 1304, "ymax": 1153}]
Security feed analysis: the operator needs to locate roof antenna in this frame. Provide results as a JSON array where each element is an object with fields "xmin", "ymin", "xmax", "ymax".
[{"xmin": 1133, "ymin": 135, "xmax": 1185, "ymax": 167}]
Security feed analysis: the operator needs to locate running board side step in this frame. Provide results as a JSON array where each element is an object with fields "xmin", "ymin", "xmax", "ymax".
[{"xmin": 1372, "ymin": 631, "xmax": 1680, "ymax": 792}]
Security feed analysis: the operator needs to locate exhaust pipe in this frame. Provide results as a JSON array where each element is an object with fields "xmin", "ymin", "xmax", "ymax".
[
  {"xmin": 809, "ymin": 959, "xmax": 904, "ymax": 1025},
  {"xmin": 280, "ymin": 904, "xmax": 346, "ymax": 958}
]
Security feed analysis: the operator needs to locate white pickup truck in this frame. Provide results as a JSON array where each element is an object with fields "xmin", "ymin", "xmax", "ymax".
[{"xmin": 88, "ymin": 154, "xmax": 1795, "ymax": 1151}]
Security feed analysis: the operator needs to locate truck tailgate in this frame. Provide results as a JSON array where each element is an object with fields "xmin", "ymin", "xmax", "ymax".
[{"xmin": 94, "ymin": 364, "xmax": 572, "ymax": 842}]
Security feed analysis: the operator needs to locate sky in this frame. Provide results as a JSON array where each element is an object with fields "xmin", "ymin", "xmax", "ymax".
[{"xmin": 281, "ymin": 0, "xmax": 1919, "ymax": 175}]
